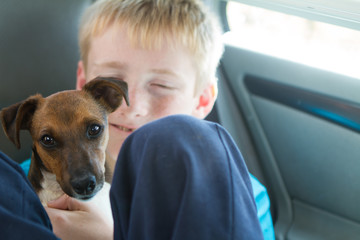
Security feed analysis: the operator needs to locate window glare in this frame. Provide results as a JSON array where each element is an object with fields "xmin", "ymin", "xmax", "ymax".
[{"xmin": 225, "ymin": 1, "xmax": 360, "ymax": 80}]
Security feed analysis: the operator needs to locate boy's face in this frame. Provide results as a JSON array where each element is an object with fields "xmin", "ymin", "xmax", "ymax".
[{"xmin": 77, "ymin": 24, "xmax": 215, "ymax": 159}]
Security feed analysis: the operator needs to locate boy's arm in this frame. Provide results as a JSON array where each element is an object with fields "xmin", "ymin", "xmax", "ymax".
[
  {"xmin": 250, "ymin": 174, "xmax": 275, "ymax": 240},
  {"xmin": 0, "ymin": 152, "xmax": 58, "ymax": 240}
]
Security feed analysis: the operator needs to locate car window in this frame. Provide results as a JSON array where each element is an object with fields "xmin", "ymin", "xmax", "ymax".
[{"xmin": 224, "ymin": 1, "xmax": 360, "ymax": 80}]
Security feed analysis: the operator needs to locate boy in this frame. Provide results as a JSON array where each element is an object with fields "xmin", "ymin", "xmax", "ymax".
[{"xmin": 22, "ymin": 0, "xmax": 273, "ymax": 239}]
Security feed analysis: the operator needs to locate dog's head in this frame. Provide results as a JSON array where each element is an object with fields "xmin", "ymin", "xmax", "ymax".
[{"xmin": 0, "ymin": 77, "xmax": 129, "ymax": 200}]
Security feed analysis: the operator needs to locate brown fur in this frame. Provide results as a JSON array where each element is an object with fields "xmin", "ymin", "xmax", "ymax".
[{"xmin": 0, "ymin": 77, "xmax": 128, "ymax": 203}]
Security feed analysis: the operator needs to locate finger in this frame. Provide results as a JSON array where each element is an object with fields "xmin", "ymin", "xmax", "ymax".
[
  {"xmin": 46, "ymin": 194, "xmax": 70, "ymax": 210},
  {"xmin": 47, "ymin": 195, "xmax": 87, "ymax": 211},
  {"xmin": 44, "ymin": 207, "xmax": 75, "ymax": 240}
]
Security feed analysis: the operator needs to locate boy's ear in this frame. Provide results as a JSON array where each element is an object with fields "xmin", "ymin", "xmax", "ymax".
[
  {"xmin": 193, "ymin": 83, "xmax": 218, "ymax": 119},
  {"xmin": 76, "ymin": 60, "xmax": 87, "ymax": 90}
]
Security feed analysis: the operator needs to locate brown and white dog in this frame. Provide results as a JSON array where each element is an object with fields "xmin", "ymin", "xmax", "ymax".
[{"xmin": 0, "ymin": 77, "xmax": 129, "ymax": 203}]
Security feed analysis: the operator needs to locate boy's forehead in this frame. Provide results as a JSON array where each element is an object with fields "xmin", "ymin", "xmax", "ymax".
[
  {"xmin": 88, "ymin": 23, "xmax": 195, "ymax": 66},
  {"xmin": 92, "ymin": 22, "xmax": 190, "ymax": 53}
]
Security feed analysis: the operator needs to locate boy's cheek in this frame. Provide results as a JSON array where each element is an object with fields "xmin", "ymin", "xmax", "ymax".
[
  {"xmin": 107, "ymin": 131, "xmax": 126, "ymax": 159},
  {"xmin": 153, "ymin": 97, "xmax": 197, "ymax": 116}
]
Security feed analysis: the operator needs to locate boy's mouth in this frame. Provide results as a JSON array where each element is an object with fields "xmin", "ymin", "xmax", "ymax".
[{"xmin": 111, "ymin": 124, "xmax": 135, "ymax": 133}]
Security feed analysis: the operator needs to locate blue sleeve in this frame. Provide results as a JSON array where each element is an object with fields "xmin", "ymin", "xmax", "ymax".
[
  {"xmin": 0, "ymin": 151, "xmax": 58, "ymax": 239},
  {"xmin": 250, "ymin": 174, "xmax": 275, "ymax": 240},
  {"xmin": 20, "ymin": 158, "xmax": 31, "ymax": 176}
]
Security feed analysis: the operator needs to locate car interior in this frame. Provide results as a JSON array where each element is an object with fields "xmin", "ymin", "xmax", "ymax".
[{"xmin": 1, "ymin": 0, "xmax": 360, "ymax": 239}]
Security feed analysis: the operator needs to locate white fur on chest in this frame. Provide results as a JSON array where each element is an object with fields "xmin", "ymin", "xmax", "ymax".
[
  {"xmin": 37, "ymin": 170, "xmax": 64, "ymax": 204},
  {"xmin": 37, "ymin": 170, "xmax": 112, "ymax": 216}
]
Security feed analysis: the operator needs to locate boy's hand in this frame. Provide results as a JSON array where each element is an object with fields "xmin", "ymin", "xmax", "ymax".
[{"xmin": 45, "ymin": 183, "xmax": 113, "ymax": 240}]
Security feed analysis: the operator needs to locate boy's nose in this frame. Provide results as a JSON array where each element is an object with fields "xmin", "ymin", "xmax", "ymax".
[{"xmin": 118, "ymin": 87, "xmax": 148, "ymax": 117}]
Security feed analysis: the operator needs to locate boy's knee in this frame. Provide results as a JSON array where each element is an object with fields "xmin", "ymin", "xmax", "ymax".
[
  {"xmin": 130, "ymin": 114, "xmax": 215, "ymax": 144},
  {"xmin": 118, "ymin": 114, "xmax": 220, "ymax": 172}
]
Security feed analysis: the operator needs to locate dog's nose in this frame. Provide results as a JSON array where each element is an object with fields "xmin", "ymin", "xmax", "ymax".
[{"xmin": 71, "ymin": 175, "xmax": 96, "ymax": 195}]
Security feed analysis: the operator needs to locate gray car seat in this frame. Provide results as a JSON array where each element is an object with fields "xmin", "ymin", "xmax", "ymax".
[{"xmin": 0, "ymin": 0, "xmax": 93, "ymax": 162}]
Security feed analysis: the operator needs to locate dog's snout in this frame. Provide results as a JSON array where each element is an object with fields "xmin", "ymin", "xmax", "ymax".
[{"xmin": 71, "ymin": 175, "xmax": 96, "ymax": 196}]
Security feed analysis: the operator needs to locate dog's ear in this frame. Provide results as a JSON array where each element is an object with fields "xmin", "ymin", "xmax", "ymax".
[
  {"xmin": 83, "ymin": 77, "xmax": 130, "ymax": 113},
  {"xmin": 0, "ymin": 94, "xmax": 42, "ymax": 149}
]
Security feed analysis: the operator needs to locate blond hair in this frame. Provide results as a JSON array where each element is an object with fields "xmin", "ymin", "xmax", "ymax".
[{"xmin": 79, "ymin": 0, "xmax": 224, "ymax": 94}]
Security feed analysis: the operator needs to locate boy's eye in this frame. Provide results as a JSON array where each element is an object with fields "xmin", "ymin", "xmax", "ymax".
[
  {"xmin": 148, "ymin": 80, "xmax": 181, "ymax": 96},
  {"xmin": 152, "ymin": 84, "xmax": 172, "ymax": 89},
  {"xmin": 150, "ymin": 82, "xmax": 176, "ymax": 90}
]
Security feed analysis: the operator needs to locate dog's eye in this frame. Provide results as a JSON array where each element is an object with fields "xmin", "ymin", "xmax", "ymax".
[
  {"xmin": 40, "ymin": 135, "xmax": 56, "ymax": 148},
  {"xmin": 87, "ymin": 124, "xmax": 102, "ymax": 138}
]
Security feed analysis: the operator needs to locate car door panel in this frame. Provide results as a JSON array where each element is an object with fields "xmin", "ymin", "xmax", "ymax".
[{"xmin": 216, "ymin": 44, "xmax": 360, "ymax": 239}]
